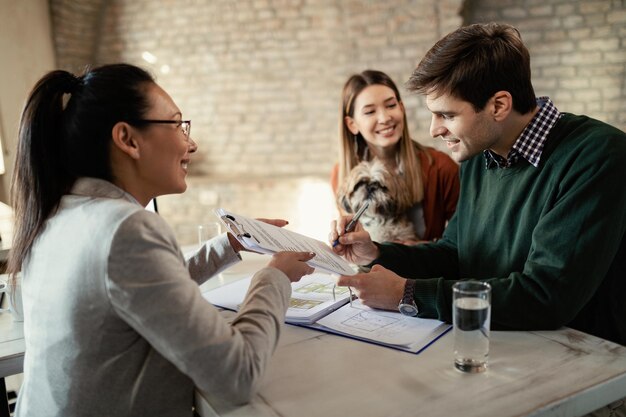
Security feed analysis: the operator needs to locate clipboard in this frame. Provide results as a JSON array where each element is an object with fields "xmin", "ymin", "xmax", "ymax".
[{"xmin": 216, "ymin": 208, "xmax": 356, "ymax": 276}]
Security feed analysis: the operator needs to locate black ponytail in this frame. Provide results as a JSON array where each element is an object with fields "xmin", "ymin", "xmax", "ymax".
[{"xmin": 8, "ymin": 63, "xmax": 154, "ymax": 279}]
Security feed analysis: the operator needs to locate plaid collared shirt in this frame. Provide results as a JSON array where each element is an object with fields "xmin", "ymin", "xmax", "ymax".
[{"xmin": 484, "ymin": 97, "xmax": 562, "ymax": 169}]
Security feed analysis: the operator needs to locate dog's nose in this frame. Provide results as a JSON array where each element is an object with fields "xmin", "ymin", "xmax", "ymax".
[{"xmin": 366, "ymin": 182, "xmax": 382, "ymax": 196}]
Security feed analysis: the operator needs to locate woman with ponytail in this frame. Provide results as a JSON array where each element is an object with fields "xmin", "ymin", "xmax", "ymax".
[{"xmin": 9, "ymin": 64, "xmax": 315, "ymax": 417}]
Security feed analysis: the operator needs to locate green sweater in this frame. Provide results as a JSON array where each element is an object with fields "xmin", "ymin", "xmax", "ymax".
[{"xmin": 375, "ymin": 114, "xmax": 626, "ymax": 345}]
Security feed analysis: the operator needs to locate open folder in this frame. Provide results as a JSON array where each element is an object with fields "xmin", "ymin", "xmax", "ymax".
[
  {"xmin": 216, "ymin": 208, "xmax": 356, "ymax": 276},
  {"xmin": 203, "ymin": 273, "xmax": 451, "ymax": 354},
  {"xmin": 204, "ymin": 273, "xmax": 351, "ymax": 325}
]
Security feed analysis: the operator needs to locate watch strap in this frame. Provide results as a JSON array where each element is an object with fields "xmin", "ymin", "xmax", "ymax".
[
  {"xmin": 398, "ymin": 279, "xmax": 418, "ymax": 316},
  {"xmin": 402, "ymin": 279, "xmax": 416, "ymax": 304}
]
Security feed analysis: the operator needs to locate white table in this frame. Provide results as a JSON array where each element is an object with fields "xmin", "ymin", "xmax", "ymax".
[
  {"xmin": 0, "ymin": 309, "xmax": 24, "ymax": 417},
  {"xmin": 2, "ymin": 254, "xmax": 625, "ymax": 417},
  {"xmin": 0, "ymin": 313, "xmax": 23, "ymax": 381},
  {"xmin": 195, "ymin": 253, "xmax": 626, "ymax": 417}
]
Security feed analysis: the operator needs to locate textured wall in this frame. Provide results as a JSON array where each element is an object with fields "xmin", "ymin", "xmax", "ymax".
[
  {"xmin": 50, "ymin": 0, "xmax": 464, "ymax": 238},
  {"xmin": 48, "ymin": 0, "xmax": 626, "ymax": 240},
  {"xmin": 464, "ymin": 0, "xmax": 626, "ymax": 129},
  {"xmin": 50, "ymin": 0, "xmax": 107, "ymax": 72},
  {"xmin": 0, "ymin": 1, "xmax": 56, "ymax": 204},
  {"xmin": 91, "ymin": 0, "xmax": 462, "ymax": 178}
]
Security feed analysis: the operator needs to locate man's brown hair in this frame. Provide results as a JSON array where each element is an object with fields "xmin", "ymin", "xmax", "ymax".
[{"xmin": 407, "ymin": 22, "xmax": 536, "ymax": 114}]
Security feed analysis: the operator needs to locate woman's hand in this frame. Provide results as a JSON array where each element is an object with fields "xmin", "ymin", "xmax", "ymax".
[
  {"xmin": 336, "ymin": 264, "xmax": 406, "ymax": 310},
  {"xmin": 329, "ymin": 216, "xmax": 379, "ymax": 265},
  {"xmin": 267, "ymin": 251, "xmax": 316, "ymax": 282}
]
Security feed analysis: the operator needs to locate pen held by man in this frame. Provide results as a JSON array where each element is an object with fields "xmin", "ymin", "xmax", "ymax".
[
  {"xmin": 329, "ymin": 217, "xmax": 379, "ymax": 267},
  {"xmin": 331, "ymin": 201, "xmax": 370, "ymax": 248}
]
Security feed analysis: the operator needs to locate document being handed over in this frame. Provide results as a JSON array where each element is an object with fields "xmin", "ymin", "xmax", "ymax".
[{"xmin": 216, "ymin": 208, "xmax": 356, "ymax": 276}]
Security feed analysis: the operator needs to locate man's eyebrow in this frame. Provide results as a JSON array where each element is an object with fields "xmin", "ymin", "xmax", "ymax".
[{"xmin": 430, "ymin": 108, "xmax": 455, "ymax": 115}]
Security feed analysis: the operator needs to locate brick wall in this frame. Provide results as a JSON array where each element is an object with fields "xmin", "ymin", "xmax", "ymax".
[
  {"xmin": 50, "ymin": 0, "xmax": 106, "ymax": 72},
  {"xmin": 49, "ymin": 0, "xmax": 625, "ymax": 241},
  {"xmin": 51, "ymin": 0, "xmax": 464, "ymax": 238},
  {"xmin": 464, "ymin": 0, "xmax": 626, "ymax": 129},
  {"xmin": 91, "ymin": 0, "xmax": 462, "ymax": 179}
]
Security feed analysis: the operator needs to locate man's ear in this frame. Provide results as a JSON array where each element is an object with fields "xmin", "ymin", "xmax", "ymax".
[
  {"xmin": 111, "ymin": 122, "xmax": 140, "ymax": 159},
  {"xmin": 344, "ymin": 116, "xmax": 359, "ymax": 135},
  {"xmin": 492, "ymin": 91, "xmax": 513, "ymax": 121}
]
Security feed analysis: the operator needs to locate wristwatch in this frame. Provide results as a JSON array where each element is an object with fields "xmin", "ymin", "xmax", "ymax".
[{"xmin": 398, "ymin": 279, "xmax": 418, "ymax": 316}]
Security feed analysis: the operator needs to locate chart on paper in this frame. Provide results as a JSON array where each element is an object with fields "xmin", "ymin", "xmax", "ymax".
[
  {"xmin": 316, "ymin": 300, "xmax": 450, "ymax": 349},
  {"xmin": 203, "ymin": 273, "xmax": 351, "ymax": 325}
]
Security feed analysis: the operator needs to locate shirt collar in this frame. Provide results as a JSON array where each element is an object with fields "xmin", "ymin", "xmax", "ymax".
[
  {"xmin": 70, "ymin": 177, "xmax": 142, "ymax": 206},
  {"xmin": 484, "ymin": 97, "xmax": 562, "ymax": 169}
]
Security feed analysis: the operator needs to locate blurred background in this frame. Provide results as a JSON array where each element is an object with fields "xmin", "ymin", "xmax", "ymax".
[{"xmin": 0, "ymin": 0, "xmax": 624, "ymax": 244}]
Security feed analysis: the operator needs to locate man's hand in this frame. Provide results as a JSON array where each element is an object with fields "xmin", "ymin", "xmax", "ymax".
[
  {"xmin": 335, "ymin": 264, "xmax": 406, "ymax": 310},
  {"xmin": 329, "ymin": 216, "xmax": 379, "ymax": 265}
]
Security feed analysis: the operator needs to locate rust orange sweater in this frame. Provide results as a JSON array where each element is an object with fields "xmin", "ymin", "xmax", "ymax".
[{"xmin": 330, "ymin": 147, "xmax": 459, "ymax": 241}]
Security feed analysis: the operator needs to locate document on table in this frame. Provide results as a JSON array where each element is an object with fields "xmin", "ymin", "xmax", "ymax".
[
  {"xmin": 203, "ymin": 273, "xmax": 351, "ymax": 325},
  {"xmin": 215, "ymin": 208, "xmax": 356, "ymax": 276},
  {"xmin": 315, "ymin": 300, "xmax": 451, "ymax": 353},
  {"xmin": 203, "ymin": 273, "xmax": 451, "ymax": 354}
]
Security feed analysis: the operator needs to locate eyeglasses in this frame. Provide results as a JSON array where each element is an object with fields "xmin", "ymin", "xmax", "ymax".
[{"xmin": 126, "ymin": 119, "xmax": 191, "ymax": 139}]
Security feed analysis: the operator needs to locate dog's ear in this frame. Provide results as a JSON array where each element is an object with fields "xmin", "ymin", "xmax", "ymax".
[
  {"xmin": 336, "ymin": 180, "xmax": 355, "ymax": 214},
  {"xmin": 340, "ymin": 194, "xmax": 353, "ymax": 213},
  {"xmin": 382, "ymin": 169, "xmax": 413, "ymax": 212},
  {"xmin": 377, "ymin": 199, "xmax": 398, "ymax": 217}
]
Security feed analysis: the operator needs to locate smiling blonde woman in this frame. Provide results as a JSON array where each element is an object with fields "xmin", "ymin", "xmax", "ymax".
[{"xmin": 331, "ymin": 69, "xmax": 459, "ymax": 243}]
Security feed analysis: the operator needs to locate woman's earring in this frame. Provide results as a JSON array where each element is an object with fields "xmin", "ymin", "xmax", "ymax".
[{"xmin": 353, "ymin": 134, "xmax": 359, "ymax": 158}]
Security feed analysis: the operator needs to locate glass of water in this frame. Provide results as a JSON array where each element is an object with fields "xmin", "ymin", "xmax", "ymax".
[{"xmin": 452, "ymin": 281, "xmax": 491, "ymax": 373}]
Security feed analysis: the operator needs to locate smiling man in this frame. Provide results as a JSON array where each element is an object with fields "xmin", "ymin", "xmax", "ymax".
[
  {"xmin": 331, "ymin": 23, "xmax": 626, "ymax": 414},
  {"xmin": 331, "ymin": 23, "xmax": 626, "ymax": 350}
]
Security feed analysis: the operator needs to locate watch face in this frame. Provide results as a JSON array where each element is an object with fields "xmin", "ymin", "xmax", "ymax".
[{"xmin": 399, "ymin": 303, "xmax": 418, "ymax": 317}]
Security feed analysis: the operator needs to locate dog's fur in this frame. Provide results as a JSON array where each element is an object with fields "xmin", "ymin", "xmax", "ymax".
[{"xmin": 337, "ymin": 159, "xmax": 418, "ymax": 242}]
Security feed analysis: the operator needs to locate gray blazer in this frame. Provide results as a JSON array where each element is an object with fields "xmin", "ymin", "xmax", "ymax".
[{"xmin": 16, "ymin": 178, "xmax": 291, "ymax": 417}]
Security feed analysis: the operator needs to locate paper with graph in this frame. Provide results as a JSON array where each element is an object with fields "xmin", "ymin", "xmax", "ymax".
[
  {"xmin": 316, "ymin": 299, "xmax": 451, "ymax": 352},
  {"xmin": 203, "ymin": 273, "xmax": 351, "ymax": 325},
  {"xmin": 204, "ymin": 273, "xmax": 450, "ymax": 353}
]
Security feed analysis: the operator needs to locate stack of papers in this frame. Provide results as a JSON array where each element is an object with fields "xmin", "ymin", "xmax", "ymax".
[{"xmin": 203, "ymin": 273, "xmax": 451, "ymax": 354}]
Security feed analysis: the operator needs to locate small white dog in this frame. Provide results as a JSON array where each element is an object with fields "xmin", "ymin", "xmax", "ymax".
[{"xmin": 337, "ymin": 159, "xmax": 418, "ymax": 242}]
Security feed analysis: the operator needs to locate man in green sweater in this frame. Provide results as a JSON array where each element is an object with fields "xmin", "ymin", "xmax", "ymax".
[{"xmin": 331, "ymin": 22, "xmax": 626, "ymax": 354}]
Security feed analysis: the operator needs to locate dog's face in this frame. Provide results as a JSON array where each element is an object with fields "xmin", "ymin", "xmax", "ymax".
[
  {"xmin": 338, "ymin": 159, "xmax": 412, "ymax": 218},
  {"xmin": 337, "ymin": 159, "xmax": 418, "ymax": 242}
]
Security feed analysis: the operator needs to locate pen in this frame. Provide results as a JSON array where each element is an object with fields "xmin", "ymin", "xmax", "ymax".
[{"xmin": 332, "ymin": 200, "xmax": 370, "ymax": 248}]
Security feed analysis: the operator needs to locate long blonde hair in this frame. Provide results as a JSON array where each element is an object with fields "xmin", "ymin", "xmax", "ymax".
[{"xmin": 338, "ymin": 70, "xmax": 428, "ymax": 203}]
